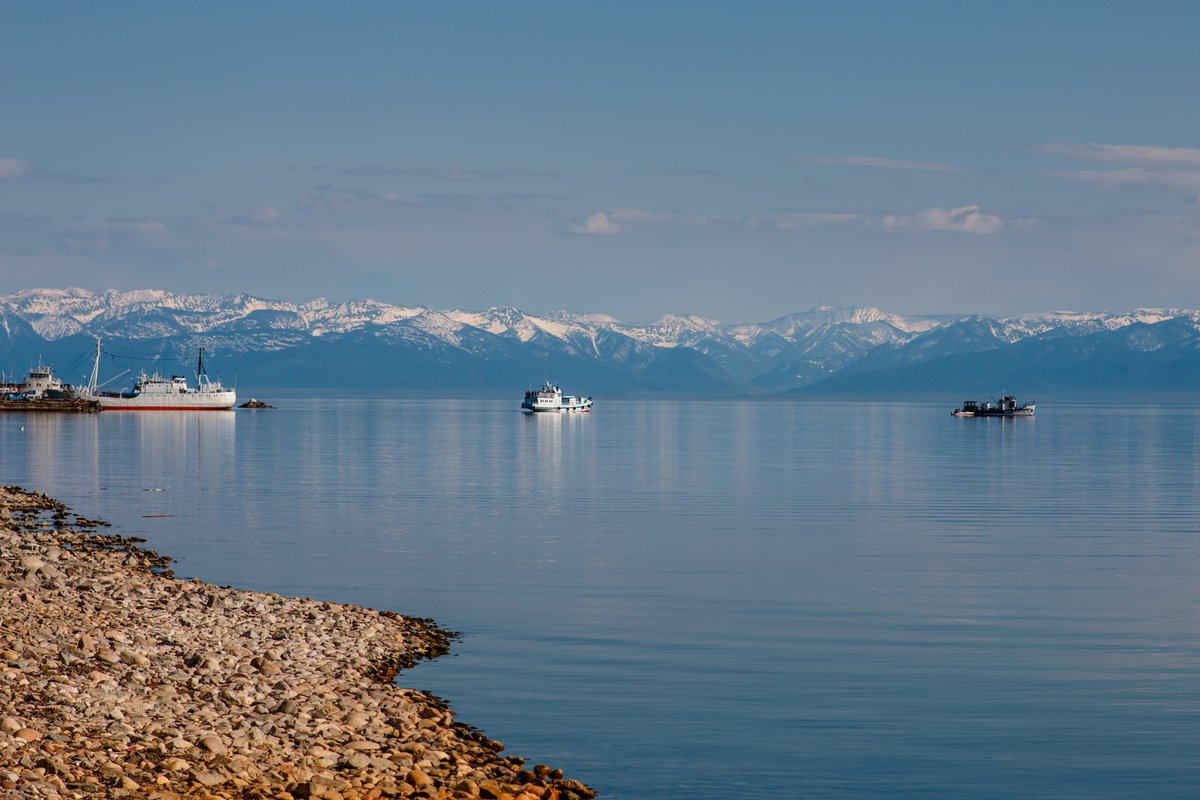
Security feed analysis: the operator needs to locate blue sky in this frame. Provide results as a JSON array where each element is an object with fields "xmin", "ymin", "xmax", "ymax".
[{"xmin": 3, "ymin": 1, "xmax": 1199, "ymax": 321}]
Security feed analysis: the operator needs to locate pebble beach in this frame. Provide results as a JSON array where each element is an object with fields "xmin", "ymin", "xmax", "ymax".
[{"xmin": 0, "ymin": 486, "xmax": 595, "ymax": 800}]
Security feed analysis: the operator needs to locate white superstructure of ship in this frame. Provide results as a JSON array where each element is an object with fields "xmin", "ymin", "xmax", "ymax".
[
  {"xmin": 521, "ymin": 382, "xmax": 592, "ymax": 413},
  {"xmin": 81, "ymin": 338, "xmax": 236, "ymax": 410},
  {"xmin": 17, "ymin": 361, "xmax": 70, "ymax": 399}
]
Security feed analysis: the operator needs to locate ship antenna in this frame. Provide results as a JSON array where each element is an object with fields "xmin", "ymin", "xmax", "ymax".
[{"xmin": 198, "ymin": 347, "xmax": 207, "ymax": 383}]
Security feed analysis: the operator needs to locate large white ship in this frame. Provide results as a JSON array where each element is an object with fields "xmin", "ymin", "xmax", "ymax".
[
  {"xmin": 81, "ymin": 339, "xmax": 236, "ymax": 411},
  {"xmin": 521, "ymin": 382, "xmax": 592, "ymax": 413}
]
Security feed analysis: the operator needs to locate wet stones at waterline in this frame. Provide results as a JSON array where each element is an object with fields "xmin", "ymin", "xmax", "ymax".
[{"xmin": 0, "ymin": 485, "xmax": 595, "ymax": 800}]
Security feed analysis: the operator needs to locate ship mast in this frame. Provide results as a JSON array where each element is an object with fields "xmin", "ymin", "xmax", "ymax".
[{"xmin": 87, "ymin": 337, "xmax": 101, "ymax": 394}]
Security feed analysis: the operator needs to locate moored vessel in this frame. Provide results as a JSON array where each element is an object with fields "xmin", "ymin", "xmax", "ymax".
[
  {"xmin": 81, "ymin": 338, "xmax": 236, "ymax": 411},
  {"xmin": 521, "ymin": 382, "xmax": 592, "ymax": 413},
  {"xmin": 19, "ymin": 361, "xmax": 72, "ymax": 399},
  {"xmin": 952, "ymin": 395, "xmax": 1035, "ymax": 417}
]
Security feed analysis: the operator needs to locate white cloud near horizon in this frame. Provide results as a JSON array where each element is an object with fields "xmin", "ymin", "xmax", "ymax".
[
  {"xmin": 796, "ymin": 155, "xmax": 964, "ymax": 173},
  {"xmin": 569, "ymin": 207, "xmax": 779, "ymax": 235},
  {"xmin": 567, "ymin": 211, "xmax": 623, "ymax": 235},
  {"xmin": 883, "ymin": 205, "xmax": 1006, "ymax": 235},
  {"xmin": 0, "ymin": 158, "xmax": 35, "ymax": 180}
]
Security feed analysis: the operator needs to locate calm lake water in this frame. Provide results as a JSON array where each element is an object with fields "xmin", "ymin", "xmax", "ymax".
[{"xmin": 3, "ymin": 399, "xmax": 1199, "ymax": 798}]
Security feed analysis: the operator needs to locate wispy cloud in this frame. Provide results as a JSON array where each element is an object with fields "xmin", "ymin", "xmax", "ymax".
[
  {"xmin": 1036, "ymin": 142, "xmax": 1200, "ymax": 168},
  {"xmin": 568, "ymin": 207, "xmax": 873, "ymax": 235},
  {"xmin": 567, "ymin": 207, "xmax": 743, "ymax": 235},
  {"xmin": 298, "ymin": 186, "xmax": 559, "ymax": 219},
  {"xmin": 766, "ymin": 212, "xmax": 862, "ymax": 230},
  {"xmin": 882, "ymin": 205, "xmax": 1006, "ymax": 235},
  {"xmin": 315, "ymin": 165, "xmax": 559, "ymax": 181},
  {"xmin": 639, "ymin": 166, "xmax": 723, "ymax": 177},
  {"xmin": 0, "ymin": 157, "xmax": 111, "ymax": 184},
  {"xmin": 102, "ymin": 220, "xmax": 168, "ymax": 233},
  {"xmin": 299, "ymin": 187, "xmax": 406, "ymax": 213},
  {"xmin": 487, "ymin": 192, "xmax": 563, "ymax": 204},
  {"xmin": 795, "ymin": 155, "xmax": 964, "ymax": 173},
  {"xmin": 1051, "ymin": 168, "xmax": 1200, "ymax": 200},
  {"xmin": 224, "ymin": 207, "xmax": 284, "ymax": 226},
  {"xmin": 1038, "ymin": 142, "xmax": 1200, "ymax": 201}
]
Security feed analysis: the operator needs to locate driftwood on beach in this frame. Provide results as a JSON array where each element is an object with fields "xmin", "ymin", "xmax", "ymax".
[{"xmin": 0, "ymin": 486, "xmax": 594, "ymax": 800}]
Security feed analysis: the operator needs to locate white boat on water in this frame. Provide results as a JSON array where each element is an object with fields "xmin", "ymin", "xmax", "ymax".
[
  {"xmin": 81, "ymin": 338, "xmax": 236, "ymax": 411},
  {"xmin": 521, "ymin": 382, "xmax": 592, "ymax": 413}
]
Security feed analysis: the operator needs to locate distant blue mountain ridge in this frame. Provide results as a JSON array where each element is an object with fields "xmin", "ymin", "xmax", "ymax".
[{"xmin": 1, "ymin": 288, "xmax": 1197, "ymax": 397}]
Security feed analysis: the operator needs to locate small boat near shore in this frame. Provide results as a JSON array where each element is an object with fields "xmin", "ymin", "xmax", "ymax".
[
  {"xmin": 20, "ymin": 362, "xmax": 71, "ymax": 399},
  {"xmin": 952, "ymin": 395, "xmax": 1035, "ymax": 417},
  {"xmin": 81, "ymin": 338, "xmax": 236, "ymax": 411},
  {"xmin": 3, "ymin": 362, "xmax": 73, "ymax": 400},
  {"xmin": 0, "ymin": 363, "xmax": 96, "ymax": 410},
  {"xmin": 521, "ymin": 382, "xmax": 593, "ymax": 413}
]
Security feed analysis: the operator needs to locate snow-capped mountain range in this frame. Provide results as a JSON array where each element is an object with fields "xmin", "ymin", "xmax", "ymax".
[{"xmin": 2, "ymin": 288, "xmax": 1199, "ymax": 395}]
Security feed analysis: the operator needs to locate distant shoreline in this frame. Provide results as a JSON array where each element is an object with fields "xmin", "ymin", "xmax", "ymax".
[
  {"xmin": 0, "ymin": 485, "xmax": 596, "ymax": 799},
  {"xmin": 0, "ymin": 398, "xmax": 99, "ymax": 413}
]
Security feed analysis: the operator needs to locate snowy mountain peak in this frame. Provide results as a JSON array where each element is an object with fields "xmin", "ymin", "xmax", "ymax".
[{"xmin": 5, "ymin": 289, "xmax": 1200, "ymax": 395}]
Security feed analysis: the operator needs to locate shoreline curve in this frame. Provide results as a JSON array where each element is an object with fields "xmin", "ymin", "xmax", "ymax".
[{"xmin": 0, "ymin": 485, "xmax": 596, "ymax": 800}]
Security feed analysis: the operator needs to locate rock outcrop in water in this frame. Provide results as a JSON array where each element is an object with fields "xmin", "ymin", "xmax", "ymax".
[{"xmin": 0, "ymin": 486, "xmax": 595, "ymax": 799}]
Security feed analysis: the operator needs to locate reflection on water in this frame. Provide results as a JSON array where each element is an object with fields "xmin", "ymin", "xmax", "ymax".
[
  {"xmin": 3, "ymin": 410, "xmax": 235, "ymax": 527},
  {"xmin": 15, "ymin": 412, "xmax": 91, "ymax": 493},
  {"xmin": 0, "ymin": 401, "xmax": 1198, "ymax": 799},
  {"xmin": 518, "ymin": 411, "xmax": 591, "ymax": 513},
  {"xmin": 109, "ymin": 412, "xmax": 236, "ymax": 487}
]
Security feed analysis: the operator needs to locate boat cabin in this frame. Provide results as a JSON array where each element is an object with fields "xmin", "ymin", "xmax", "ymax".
[{"xmin": 19, "ymin": 362, "xmax": 69, "ymax": 399}]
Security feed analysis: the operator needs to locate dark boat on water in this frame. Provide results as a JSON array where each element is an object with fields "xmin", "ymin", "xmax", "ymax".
[{"xmin": 952, "ymin": 395, "xmax": 1035, "ymax": 417}]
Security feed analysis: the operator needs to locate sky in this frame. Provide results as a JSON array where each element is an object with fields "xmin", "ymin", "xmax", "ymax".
[{"xmin": 3, "ymin": 1, "xmax": 1200, "ymax": 323}]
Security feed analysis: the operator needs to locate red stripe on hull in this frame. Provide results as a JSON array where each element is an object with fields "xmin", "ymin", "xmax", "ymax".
[{"xmin": 99, "ymin": 406, "xmax": 234, "ymax": 411}]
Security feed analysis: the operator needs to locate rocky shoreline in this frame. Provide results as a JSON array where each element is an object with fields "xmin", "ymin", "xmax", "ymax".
[{"xmin": 0, "ymin": 486, "xmax": 595, "ymax": 800}]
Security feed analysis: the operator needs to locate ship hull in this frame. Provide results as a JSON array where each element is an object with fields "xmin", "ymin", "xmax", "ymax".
[
  {"xmin": 87, "ymin": 392, "xmax": 236, "ymax": 411},
  {"xmin": 522, "ymin": 403, "xmax": 592, "ymax": 413},
  {"xmin": 82, "ymin": 338, "xmax": 235, "ymax": 411},
  {"xmin": 952, "ymin": 409, "xmax": 1035, "ymax": 417}
]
